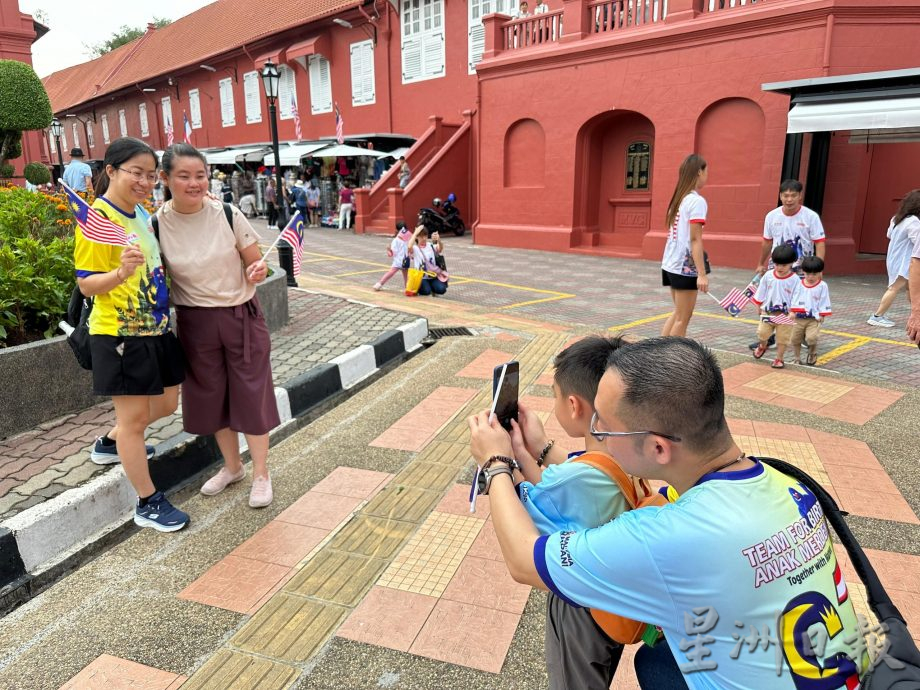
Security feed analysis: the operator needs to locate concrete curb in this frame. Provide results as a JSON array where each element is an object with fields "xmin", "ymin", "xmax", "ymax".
[{"xmin": 0, "ymin": 316, "xmax": 428, "ymax": 611}]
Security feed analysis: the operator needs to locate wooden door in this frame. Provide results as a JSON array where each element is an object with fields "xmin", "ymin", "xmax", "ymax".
[{"xmin": 860, "ymin": 142, "xmax": 920, "ymax": 254}]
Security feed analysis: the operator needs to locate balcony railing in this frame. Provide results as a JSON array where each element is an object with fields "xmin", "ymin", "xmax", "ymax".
[
  {"xmin": 704, "ymin": 0, "xmax": 759, "ymax": 12},
  {"xmin": 502, "ymin": 10, "xmax": 565, "ymax": 50},
  {"xmin": 587, "ymin": 0, "xmax": 667, "ymax": 33}
]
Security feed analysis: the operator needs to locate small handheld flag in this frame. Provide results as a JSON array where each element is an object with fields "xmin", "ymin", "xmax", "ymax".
[
  {"xmin": 278, "ymin": 211, "xmax": 305, "ymax": 276},
  {"xmin": 61, "ymin": 181, "xmax": 129, "ymax": 246},
  {"xmin": 718, "ymin": 288, "xmax": 750, "ymax": 317},
  {"xmin": 335, "ymin": 103, "xmax": 344, "ymax": 144},
  {"xmin": 769, "ymin": 312, "xmax": 796, "ymax": 326}
]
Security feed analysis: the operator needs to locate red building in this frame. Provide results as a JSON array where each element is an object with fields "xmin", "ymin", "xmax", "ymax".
[
  {"xmin": 41, "ymin": 0, "xmax": 920, "ymax": 274},
  {"xmin": 0, "ymin": 0, "xmax": 49, "ymax": 175}
]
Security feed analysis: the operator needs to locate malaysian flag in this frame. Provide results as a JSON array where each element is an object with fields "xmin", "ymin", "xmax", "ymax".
[
  {"xmin": 769, "ymin": 312, "xmax": 796, "ymax": 326},
  {"xmin": 165, "ymin": 116, "xmax": 174, "ymax": 146},
  {"xmin": 719, "ymin": 288, "xmax": 750, "ymax": 317},
  {"xmin": 335, "ymin": 102, "xmax": 344, "ymax": 144},
  {"xmin": 278, "ymin": 211, "xmax": 305, "ymax": 276},
  {"xmin": 62, "ymin": 181, "xmax": 129, "ymax": 246},
  {"xmin": 183, "ymin": 111, "xmax": 192, "ymax": 144},
  {"xmin": 291, "ymin": 93, "xmax": 302, "ymax": 142}
]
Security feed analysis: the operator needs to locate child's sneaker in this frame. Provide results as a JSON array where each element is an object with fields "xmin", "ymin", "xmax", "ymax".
[
  {"xmin": 134, "ymin": 491, "xmax": 189, "ymax": 532},
  {"xmin": 752, "ymin": 343, "xmax": 768, "ymax": 359},
  {"xmin": 770, "ymin": 359, "xmax": 785, "ymax": 369},
  {"xmin": 806, "ymin": 351, "xmax": 818, "ymax": 366},
  {"xmin": 373, "ymin": 282, "xmax": 383, "ymax": 291},
  {"xmin": 90, "ymin": 437, "xmax": 155, "ymax": 465},
  {"xmin": 867, "ymin": 314, "xmax": 895, "ymax": 327}
]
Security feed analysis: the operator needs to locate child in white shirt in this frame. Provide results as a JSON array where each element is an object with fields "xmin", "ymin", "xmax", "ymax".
[
  {"xmin": 790, "ymin": 256, "xmax": 832, "ymax": 366},
  {"xmin": 373, "ymin": 221, "xmax": 413, "ymax": 291},
  {"xmin": 751, "ymin": 244, "xmax": 799, "ymax": 368}
]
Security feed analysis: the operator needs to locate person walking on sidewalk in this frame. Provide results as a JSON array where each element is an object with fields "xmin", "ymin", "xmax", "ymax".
[
  {"xmin": 868, "ymin": 190, "xmax": 920, "ymax": 328},
  {"xmin": 264, "ymin": 177, "xmax": 279, "ymax": 231},
  {"xmin": 660, "ymin": 154, "xmax": 710, "ymax": 337},
  {"xmin": 338, "ymin": 182, "xmax": 355, "ymax": 230},
  {"xmin": 155, "ymin": 143, "xmax": 280, "ymax": 508},
  {"xmin": 76, "ymin": 137, "xmax": 189, "ymax": 533}
]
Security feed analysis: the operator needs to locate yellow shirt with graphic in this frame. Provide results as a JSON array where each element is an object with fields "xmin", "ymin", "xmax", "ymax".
[{"xmin": 73, "ymin": 198, "xmax": 170, "ymax": 337}]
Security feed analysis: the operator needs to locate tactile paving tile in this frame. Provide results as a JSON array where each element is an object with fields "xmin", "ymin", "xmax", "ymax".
[
  {"xmin": 179, "ymin": 649, "xmax": 299, "ymax": 690},
  {"xmin": 379, "ymin": 511, "xmax": 485, "ymax": 598},
  {"xmin": 742, "ymin": 372, "xmax": 853, "ymax": 404},
  {"xmin": 284, "ymin": 549, "xmax": 388, "ymax": 606},
  {"xmin": 327, "ymin": 515, "xmax": 416, "ymax": 560},
  {"xmin": 734, "ymin": 435, "xmax": 831, "ymax": 487}
]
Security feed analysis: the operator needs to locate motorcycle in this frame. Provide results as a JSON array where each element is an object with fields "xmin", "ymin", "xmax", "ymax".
[{"xmin": 418, "ymin": 196, "xmax": 466, "ymax": 237}]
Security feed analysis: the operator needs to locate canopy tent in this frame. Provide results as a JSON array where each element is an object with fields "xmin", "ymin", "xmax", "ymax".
[
  {"xmin": 263, "ymin": 142, "xmax": 329, "ymax": 166},
  {"xmin": 786, "ymin": 97, "xmax": 920, "ymax": 134},
  {"xmin": 384, "ymin": 146, "xmax": 410, "ymax": 159},
  {"xmin": 310, "ymin": 143, "xmax": 388, "ymax": 158},
  {"xmin": 204, "ymin": 147, "xmax": 270, "ymax": 165}
]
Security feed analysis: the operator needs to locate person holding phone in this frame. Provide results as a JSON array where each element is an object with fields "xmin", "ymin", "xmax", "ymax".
[{"xmin": 408, "ymin": 226, "xmax": 448, "ymax": 296}]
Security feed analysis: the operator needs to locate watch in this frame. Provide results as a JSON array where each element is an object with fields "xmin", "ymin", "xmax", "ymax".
[{"xmin": 477, "ymin": 464, "xmax": 513, "ymax": 496}]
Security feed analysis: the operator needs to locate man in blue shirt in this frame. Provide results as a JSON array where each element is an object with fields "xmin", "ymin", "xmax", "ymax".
[
  {"xmin": 469, "ymin": 337, "xmax": 867, "ymax": 690},
  {"xmin": 62, "ymin": 147, "xmax": 93, "ymax": 194}
]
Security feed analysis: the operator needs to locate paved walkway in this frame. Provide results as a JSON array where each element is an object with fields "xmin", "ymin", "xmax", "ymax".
[
  {"xmin": 1, "ymin": 308, "xmax": 917, "ymax": 689},
  {"xmin": 260, "ymin": 224, "xmax": 920, "ymax": 387},
  {"xmin": 0, "ymin": 290, "xmax": 420, "ymax": 521}
]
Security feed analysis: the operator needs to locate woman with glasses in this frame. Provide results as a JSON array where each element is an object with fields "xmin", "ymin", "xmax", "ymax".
[{"xmin": 75, "ymin": 137, "xmax": 189, "ymax": 533}]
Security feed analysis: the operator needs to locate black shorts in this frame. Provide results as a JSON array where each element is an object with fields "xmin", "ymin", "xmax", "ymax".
[
  {"xmin": 661, "ymin": 270, "xmax": 699, "ymax": 291},
  {"xmin": 90, "ymin": 332, "xmax": 186, "ymax": 396}
]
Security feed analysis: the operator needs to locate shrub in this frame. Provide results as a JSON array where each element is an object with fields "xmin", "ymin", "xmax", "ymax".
[
  {"xmin": 0, "ymin": 163, "xmax": 13, "ymax": 179},
  {"xmin": 0, "ymin": 61, "xmax": 52, "ymax": 169},
  {"xmin": 0, "ymin": 185, "xmax": 75, "ymax": 346},
  {"xmin": 23, "ymin": 162, "xmax": 51, "ymax": 185}
]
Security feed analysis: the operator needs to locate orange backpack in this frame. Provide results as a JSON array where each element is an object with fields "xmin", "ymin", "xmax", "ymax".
[{"xmin": 572, "ymin": 451, "xmax": 668, "ymax": 645}]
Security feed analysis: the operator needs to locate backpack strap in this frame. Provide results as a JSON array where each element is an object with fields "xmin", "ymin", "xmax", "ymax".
[
  {"xmin": 221, "ymin": 201, "xmax": 234, "ymax": 230},
  {"xmin": 571, "ymin": 451, "xmax": 643, "ymax": 508}
]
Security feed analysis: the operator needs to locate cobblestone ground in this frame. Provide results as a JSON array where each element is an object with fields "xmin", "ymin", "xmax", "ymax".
[
  {"xmin": 258, "ymin": 224, "xmax": 920, "ymax": 387},
  {"xmin": 0, "ymin": 291, "xmax": 418, "ymax": 521}
]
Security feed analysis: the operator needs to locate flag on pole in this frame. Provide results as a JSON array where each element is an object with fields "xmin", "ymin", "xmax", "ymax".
[
  {"xmin": 768, "ymin": 312, "xmax": 796, "ymax": 326},
  {"xmin": 61, "ymin": 181, "xmax": 129, "ymax": 246},
  {"xmin": 335, "ymin": 102, "xmax": 344, "ymax": 144},
  {"xmin": 165, "ymin": 116, "xmax": 174, "ymax": 146},
  {"xmin": 183, "ymin": 111, "xmax": 192, "ymax": 144},
  {"xmin": 291, "ymin": 93, "xmax": 302, "ymax": 142},
  {"xmin": 278, "ymin": 211, "xmax": 305, "ymax": 276},
  {"xmin": 718, "ymin": 288, "xmax": 750, "ymax": 317}
]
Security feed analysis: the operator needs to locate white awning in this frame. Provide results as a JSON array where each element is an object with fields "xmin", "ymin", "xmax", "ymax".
[
  {"xmin": 787, "ymin": 97, "xmax": 920, "ymax": 133},
  {"xmin": 384, "ymin": 146, "xmax": 410, "ymax": 159},
  {"xmin": 205, "ymin": 147, "xmax": 269, "ymax": 164},
  {"xmin": 263, "ymin": 142, "xmax": 329, "ymax": 166},
  {"xmin": 311, "ymin": 143, "xmax": 388, "ymax": 158}
]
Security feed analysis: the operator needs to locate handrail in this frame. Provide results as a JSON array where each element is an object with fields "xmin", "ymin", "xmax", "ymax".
[
  {"xmin": 586, "ymin": 0, "xmax": 666, "ymax": 34},
  {"xmin": 501, "ymin": 9, "xmax": 564, "ymax": 50}
]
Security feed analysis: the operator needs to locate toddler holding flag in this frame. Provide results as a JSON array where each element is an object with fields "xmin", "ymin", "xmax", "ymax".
[
  {"xmin": 789, "ymin": 256, "xmax": 832, "ymax": 366},
  {"xmin": 751, "ymin": 244, "xmax": 800, "ymax": 368},
  {"xmin": 373, "ymin": 221, "xmax": 412, "ymax": 291}
]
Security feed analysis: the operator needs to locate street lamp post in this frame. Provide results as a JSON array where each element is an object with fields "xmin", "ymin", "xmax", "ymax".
[
  {"xmin": 260, "ymin": 59, "xmax": 296, "ymax": 285},
  {"xmin": 50, "ymin": 117, "xmax": 64, "ymax": 186}
]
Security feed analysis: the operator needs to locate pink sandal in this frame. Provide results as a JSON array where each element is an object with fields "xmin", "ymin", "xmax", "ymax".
[{"xmin": 770, "ymin": 359, "xmax": 785, "ymax": 369}]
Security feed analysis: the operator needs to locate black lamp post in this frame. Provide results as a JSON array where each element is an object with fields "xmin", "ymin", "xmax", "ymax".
[
  {"xmin": 50, "ymin": 117, "xmax": 64, "ymax": 185},
  {"xmin": 261, "ymin": 59, "xmax": 296, "ymax": 285}
]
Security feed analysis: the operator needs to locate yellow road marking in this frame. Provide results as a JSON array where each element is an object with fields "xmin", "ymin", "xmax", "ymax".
[
  {"xmin": 608, "ymin": 313, "xmax": 671, "ymax": 331},
  {"xmin": 816, "ymin": 337, "xmax": 871, "ymax": 366},
  {"xmin": 499, "ymin": 294, "xmax": 575, "ymax": 310},
  {"xmin": 334, "ymin": 268, "xmax": 386, "ymax": 277}
]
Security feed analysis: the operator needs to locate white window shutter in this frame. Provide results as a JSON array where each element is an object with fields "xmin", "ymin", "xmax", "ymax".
[
  {"xmin": 402, "ymin": 36, "xmax": 422, "ymax": 83},
  {"xmin": 161, "ymin": 97, "xmax": 172, "ymax": 133},
  {"xmin": 351, "ymin": 41, "xmax": 375, "ymax": 106},
  {"xmin": 118, "ymin": 109, "xmax": 127, "ymax": 137},
  {"xmin": 188, "ymin": 90, "xmax": 202, "ymax": 128},
  {"xmin": 71, "ymin": 122, "xmax": 80, "ymax": 148},
  {"xmin": 279, "ymin": 67, "xmax": 296, "ymax": 119},
  {"xmin": 469, "ymin": 24, "xmax": 485, "ymax": 73},
  {"xmin": 61, "ymin": 129, "xmax": 67, "ymax": 150},
  {"xmin": 101, "ymin": 114, "xmax": 110, "ymax": 144},
  {"xmin": 219, "ymin": 78, "xmax": 235, "ymax": 127},
  {"xmin": 243, "ymin": 71, "xmax": 262, "ymax": 124},
  {"xmin": 139, "ymin": 103, "xmax": 149, "ymax": 136},
  {"xmin": 309, "ymin": 56, "xmax": 332, "ymax": 114},
  {"xmin": 87, "ymin": 121, "xmax": 95, "ymax": 147},
  {"xmin": 422, "ymin": 32, "xmax": 445, "ymax": 78}
]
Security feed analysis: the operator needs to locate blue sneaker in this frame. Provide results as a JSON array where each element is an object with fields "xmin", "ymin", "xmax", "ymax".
[
  {"xmin": 134, "ymin": 491, "xmax": 190, "ymax": 532},
  {"xmin": 90, "ymin": 437, "xmax": 156, "ymax": 465}
]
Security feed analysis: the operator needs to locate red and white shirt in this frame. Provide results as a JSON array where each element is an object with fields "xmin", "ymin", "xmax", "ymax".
[
  {"xmin": 790, "ymin": 279, "xmax": 832, "ymax": 319},
  {"xmin": 662, "ymin": 191, "xmax": 708, "ymax": 276},
  {"xmin": 763, "ymin": 206, "xmax": 825, "ymax": 269},
  {"xmin": 752, "ymin": 270, "xmax": 800, "ymax": 314}
]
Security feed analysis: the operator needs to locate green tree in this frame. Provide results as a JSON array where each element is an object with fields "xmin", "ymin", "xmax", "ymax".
[
  {"xmin": 0, "ymin": 60, "xmax": 53, "ymax": 171},
  {"xmin": 87, "ymin": 18, "xmax": 172, "ymax": 58}
]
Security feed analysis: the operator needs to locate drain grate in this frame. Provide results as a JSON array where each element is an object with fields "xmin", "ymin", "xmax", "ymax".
[{"xmin": 426, "ymin": 327, "xmax": 475, "ymax": 339}]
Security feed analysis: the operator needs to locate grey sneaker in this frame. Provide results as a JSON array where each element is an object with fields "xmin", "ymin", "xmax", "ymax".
[{"xmin": 867, "ymin": 314, "xmax": 895, "ymax": 328}]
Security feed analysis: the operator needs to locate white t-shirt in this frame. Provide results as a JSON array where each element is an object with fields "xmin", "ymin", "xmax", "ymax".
[
  {"xmin": 752, "ymin": 270, "xmax": 800, "ymax": 314},
  {"xmin": 412, "ymin": 242, "xmax": 438, "ymax": 271},
  {"xmin": 790, "ymin": 280, "xmax": 832, "ymax": 319},
  {"xmin": 662, "ymin": 191, "xmax": 708, "ymax": 276},
  {"xmin": 763, "ymin": 206, "xmax": 825, "ymax": 269},
  {"xmin": 886, "ymin": 215, "xmax": 920, "ymax": 286},
  {"xmin": 389, "ymin": 236, "xmax": 408, "ymax": 268}
]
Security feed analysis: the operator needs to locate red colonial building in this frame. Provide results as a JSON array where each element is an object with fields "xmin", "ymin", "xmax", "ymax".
[{"xmin": 41, "ymin": 0, "xmax": 920, "ymax": 274}]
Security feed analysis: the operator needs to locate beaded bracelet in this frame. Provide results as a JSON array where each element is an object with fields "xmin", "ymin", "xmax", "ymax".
[{"xmin": 537, "ymin": 439, "xmax": 555, "ymax": 467}]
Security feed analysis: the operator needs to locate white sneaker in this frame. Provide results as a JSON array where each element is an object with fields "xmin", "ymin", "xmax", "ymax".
[
  {"xmin": 200, "ymin": 465, "xmax": 246, "ymax": 495},
  {"xmin": 373, "ymin": 282, "xmax": 383, "ymax": 291},
  {"xmin": 867, "ymin": 314, "xmax": 895, "ymax": 327},
  {"xmin": 249, "ymin": 475, "xmax": 273, "ymax": 508}
]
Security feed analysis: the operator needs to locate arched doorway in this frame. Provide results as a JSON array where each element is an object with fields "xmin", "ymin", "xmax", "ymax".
[{"xmin": 573, "ymin": 110, "xmax": 655, "ymax": 253}]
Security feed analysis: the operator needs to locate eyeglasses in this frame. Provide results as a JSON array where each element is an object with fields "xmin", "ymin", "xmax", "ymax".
[
  {"xmin": 589, "ymin": 411, "xmax": 682, "ymax": 443},
  {"xmin": 117, "ymin": 168, "xmax": 158, "ymax": 184}
]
